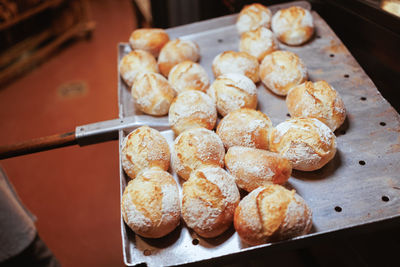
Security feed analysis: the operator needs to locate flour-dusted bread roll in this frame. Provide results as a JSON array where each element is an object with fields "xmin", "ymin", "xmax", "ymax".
[
  {"xmin": 129, "ymin": 28, "xmax": 170, "ymax": 58},
  {"xmin": 216, "ymin": 108, "xmax": 272, "ymax": 150},
  {"xmin": 158, "ymin": 39, "xmax": 200, "ymax": 77},
  {"xmin": 119, "ymin": 50, "xmax": 158, "ymax": 87},
  {"xmin": 169, "ymin": 90, "xmax": 217, "ymax": 135},
  {"xmin": 234, "ymin": 184, "xmax": 312, "ymax": 245},
  {"xmin": 272, "ymin": 6, "xmax": 314, "ymax": 46},
  {"xmin": 121, "ymin": 169, "xmax": 180, "ymax": 238},
  {"xmin": 225, "ymin": 146, "xmax": 292, "ymax": 192},
  {"xmin": 239, "ymin": 27, "xmax": 278, "ymax": 62},
  {"xmin": 131, "ymin": 72, "xmax": 176, "ymax": 116},
  {"xmin": 168, "ymin": 61, "xmax": 209, "ymax": 94},
  {"xmin": 182, "ymin": 165, "xmax": 240, "ymax": 238},
  {"xmin": 286, "ymin": 81, "xmax": 346, "ymax": 131},
  {"xmin": 208, "ymin": 73, "xmax": 257, "ymax": 117},
  {"xmin": 171, "ymin": 128, "xmax": 225, "ymax": 180},
  {"xmin": 121, "ymin": 126, "xmax": 170, "ymax": 179},
  {"xmin": 269, "ymin": 118, "xmax": 336, "ymax": 171},
  {"xmin": 236, "ymin": 3, "xmax": 272, "ymax": 35},
  {"xmin": 260, "ymin": 50, "xmax": 307, "ymax": 96},
  {"xmin": 212, "ymin": 51, "xmax": 259, "ymax": 83}
]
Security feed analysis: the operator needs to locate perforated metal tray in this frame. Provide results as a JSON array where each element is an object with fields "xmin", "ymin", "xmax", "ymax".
[{"xmin": 117, "ymin": 1, "xmax": 400, "ymax": 266}]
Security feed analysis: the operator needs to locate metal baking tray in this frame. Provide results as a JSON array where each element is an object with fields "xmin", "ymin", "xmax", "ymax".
[{"xmin": 117, "ymin": 1, "xmax": 400, "ymax": 266}]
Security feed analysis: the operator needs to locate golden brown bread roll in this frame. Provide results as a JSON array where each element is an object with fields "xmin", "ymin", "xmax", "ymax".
[
  {"xmin": 129, "ymin": 28, "xmax": 170, "ymax": 58},
  {"xmin": 269, "ymin": 118, "xmax": 337, "ymax": 171},
  {"xmin": 208, "ymin": 73, "xmax": 257, "ymax": 117},
  {"xmin": 131, "ymin": 72, "xmax": 176, "ymax": 116},
  {"xmin": 286, "ymin": 80, "xmax": 346, "ymax": 131},
  {"xmin": 271, "ymin": 6, "xmax": 314, "ymax": 46},
  {"xmin": 216, "ymin": 108, "xmax": 272, "ymax": 150},
  {"xmin": 239, "ymin": 27, "xmax": 278, "ymax": 62},
  {"xmin": 171, "ymin": 128, "xmax": 225, "ymax": 180},
  {"xmin": 225, "ymin": 146, "xmax": 292, "ymax": 192},
  {"xmin": 260, "ymin": 50, "xmax": 307, "ymax": 96},
  {"xmin": 119, "ymin": 50, "xmax": 158, "ymax": 87},
  {"xmin": 182, "ymin": 165, "xmax": 240, "ymax": 238},
  {"xmin": 121, "ymin": 126, "xmax": 170, "ymax": 179},
  {"xmin": 158, "ymin": 39, "xmax": 200, "ymax": 77},
  {"xmin": 234, "ymin": 184, "xmax": 312, "ymax": 245},
  {"xmin": 121, "ymin": 168, "xmax": 180, "ymax": 238},
  {"xmin": 168, "ymin": 90, "xmax": 217, "ymax": 135},
  {"xmin": 236, "ymin": 3, "xmax": 272, "ymax": 35},
  {"xmin": 168, "ymin": 61, "xmax": 209, "ymax": 94},
  {"xmin": 212, "ymin": 51, "xmax": 260, "ymax": 83}
]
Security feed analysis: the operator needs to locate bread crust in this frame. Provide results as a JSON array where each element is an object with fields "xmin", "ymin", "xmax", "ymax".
[
  {"xmin": 129, "ymin": 28, "xmax": 170, "ymax": 58},
  {"xmin": 121, "ymin": 169, "xmax": 180, "ymax": 238},
  {"xmin": 121, "ymin": 126, "xmax": 170, "ymax": 179},
  {"xmin": 271, "ymin": 6, "xmax": 314, "ymax": 46},
  {"xmin": 119, "ymin": 50, "xmax": 158, "ymax": 87},
  {"xmin": 208, "ymin": 73, "xmax": 257, "ymax": 117},
  {"xmin": 269, "ymin": 118, "xmax": 337, "ymax": 171},
  {"xmin": 182, "ymin": 166, "xmax": 240, "ymax": 238},
  {"xmin": 168, "ymin": 61, "xmax": 209, "ymax": 94},
  {"xmin": 234, "ymin": 185, "xmax": 312, "ymax": 245},
  {"xmin": 216, "ymin": 108, "xmax": 272, "ymax": 150},
  {"xmin": 158, "ymin": 39, "xmax": 200, "ymax": 77},
  {"xmin": 239, "ymin": 27, "xmax": 278, "ymax": 62},
  {"xmin": 131, "ymin": 72, "xmax": 176, "ymax": 116},
  {"xmin": 236, "ymin": 3, "xmax": 272, "ymax": 35},
  {"xmin": 286, "ymin": 80, "xmax": 346, "ymax": 131},
  {"xmin": 171, "ymin": 128, "xmax": 225, "ymax": 180},
  {"xmin": 225, "ymin": 146, "xmax": 292, "ymax": 192},
  {"xmin": 212, "ymin": 51, "xmax": 260, "ymax": 83},
  {"xmin": 260, "ymin": 50, "xmax": 307, "ymax": 96},
  {"xmin": 168, "ymin": 90, "xmax": 217, "ymax": 135}
]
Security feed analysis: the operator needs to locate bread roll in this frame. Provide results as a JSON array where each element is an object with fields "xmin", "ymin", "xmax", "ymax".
[
  {"xmin": 212, "ymin": 51, "xmax": 259, "ymax": 83},
  {"xmin": 168, "ymin": 61, "xmax": 209, "ymax": 94},
  {"xmin": 158, "ymin": 39, "xmax": 200, "ymax": 77},
  {"xmin": 121, "ymin": 126, "xmax": 170, "ymax": 179},
  {"xmin": 171, "ymin": 128, "xmax": 225, "ymax": 180},
  {"xmin": 169, "ymin": 90, "xmax": 217, "ymax": 135},
  {"xmin": 225, "ymin": 146, "xmax": 292, "ymax": 192},
  {"xmin": 271, "ymin": 6, "xmax": 314, "ymax": 46},
  {"xmin": 208, "ymin": 73, "xmax": 257, "ymax": 117},
  {"xmin": 121, "ymin": 169, "xmax": 180, "ymax": 238},
  {"xmin": 260, "ymin": 50, "xmax": 307, "ymax": 96},
  {"xmin": 286, "ymin": 81, "xmax": 346, "ymax": 131},
  {"xmin": 234, "ymin": 184, "xmax": 312, "ymax": 245},
  {"xmin": 182, "ymin": 165, "xmax": 240, "ymax": 238},
  {"xmin": 129, "ymin": 28, "xmax": 170, "ymax": 58},
  {"xmin": 239, "ymin": 27, "xmax": 278, "ymax": 62},
  {"xmin": 269, "ymin": 118, "xmax": 336, "ymax": 171},
  {"xmin": 131, "ymin": 72, "xmax": 176, "ymax": 116},
  {"xmin": 236, "ymin": 3, "xmax": 272, "ymax": 35},
  {"xmin": 216, "ymin": 108, "xmax": 272, "ymax": 150},
  {"xmin": 119, "ymin": 50, "xmax": 158, "ymax": 87}
]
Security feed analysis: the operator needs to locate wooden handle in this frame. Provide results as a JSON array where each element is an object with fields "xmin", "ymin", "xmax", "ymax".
[{"xmin": 0, "ymin": 131, "xmax": 77, "ymax": 160}]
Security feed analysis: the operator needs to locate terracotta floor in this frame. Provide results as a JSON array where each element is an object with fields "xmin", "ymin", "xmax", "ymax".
[{"xmin": 0, "ymin": 0, "xmax": 135, "ymax": 266}]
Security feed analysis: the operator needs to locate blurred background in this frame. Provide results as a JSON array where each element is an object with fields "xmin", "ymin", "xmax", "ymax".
[{"xmin": 0, "ymin": 0, "xmax": 399, "ymax": 266}]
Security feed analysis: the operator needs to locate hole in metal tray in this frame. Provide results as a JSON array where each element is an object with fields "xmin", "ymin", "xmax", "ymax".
[
  {"xmin": 330, "ymin": 54, "xmax": 335, "ymax": 57},
  {"xmin": 382, "ymin": 196, "xmax": 390, "ymax": 202},
  {"xmin": 335, "ymin": 206, "xmax": 342, "ymax": 212},
  {"xmin": 380, "ymin": 122, "xmax": 386, "ymax": 126},
  {"xmin": 359, "ymin": 160, "xmax": 366, "ymax": 166},
  {"xmin": 192, "ymin": 238, "xmax": 199, "ymax": 245},
  {"xmin": 344, "ymin": 74, "xmax": 349, "ymax": 78},
  {"xmin": 360, "ymin": 97, "xmax": 367, "ymax": 101}
]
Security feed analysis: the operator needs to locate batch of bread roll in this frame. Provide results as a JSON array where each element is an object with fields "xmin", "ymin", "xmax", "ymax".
[{"xmin": 119, "ymin": 3, "xmax": 346, "ymax": 246}]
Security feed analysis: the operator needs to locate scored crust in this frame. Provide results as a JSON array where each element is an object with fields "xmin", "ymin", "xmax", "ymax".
[
  {"xmin": 171, "ymin": 128, "xmax": 225, "ymax": 180},
  {"xmin": 168, "ymin": 60, "xmax": 209, "ymax": 94},
  {"xmin": 239, "ymin": 27, "xmax": 278, "ymax": 62},
  {"xmin": 121, "ymin": 126, "xmax": 170, "ymax": 179},
  {"xmin": 168, "ymin": 90, "xmax": 217, "ymax": 135},
  {"xmin": 121, "ymin": 169, "xmax": 180, "ymax": 238},
  {"xmin": 129, "ymin": 28, "xmax": 170, "ymax": 58},
  {"xmin": 182, "ymin": 165, "xmax": 240, "ymax": 238},
  {"xmin": 236, "ymin": 3, "xmax": 272, "ymax": 35},
  {"xmin": 286, "ymin": 80, "xmax": 346, "ymax": 131},
  {"xmin": 225, "ymin": 146, "xmax": 292, "ymax": 192},
  {"xmin": 234, "ymin": 185, "xmax": 312, "ymax": 245},
  {"xmin": 269, "ymin": 118, "xmax": 337, "ymax": 171},
  {"xmin": 119, "ymin": 50, "xmax": 158, "ymax": 87}
]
